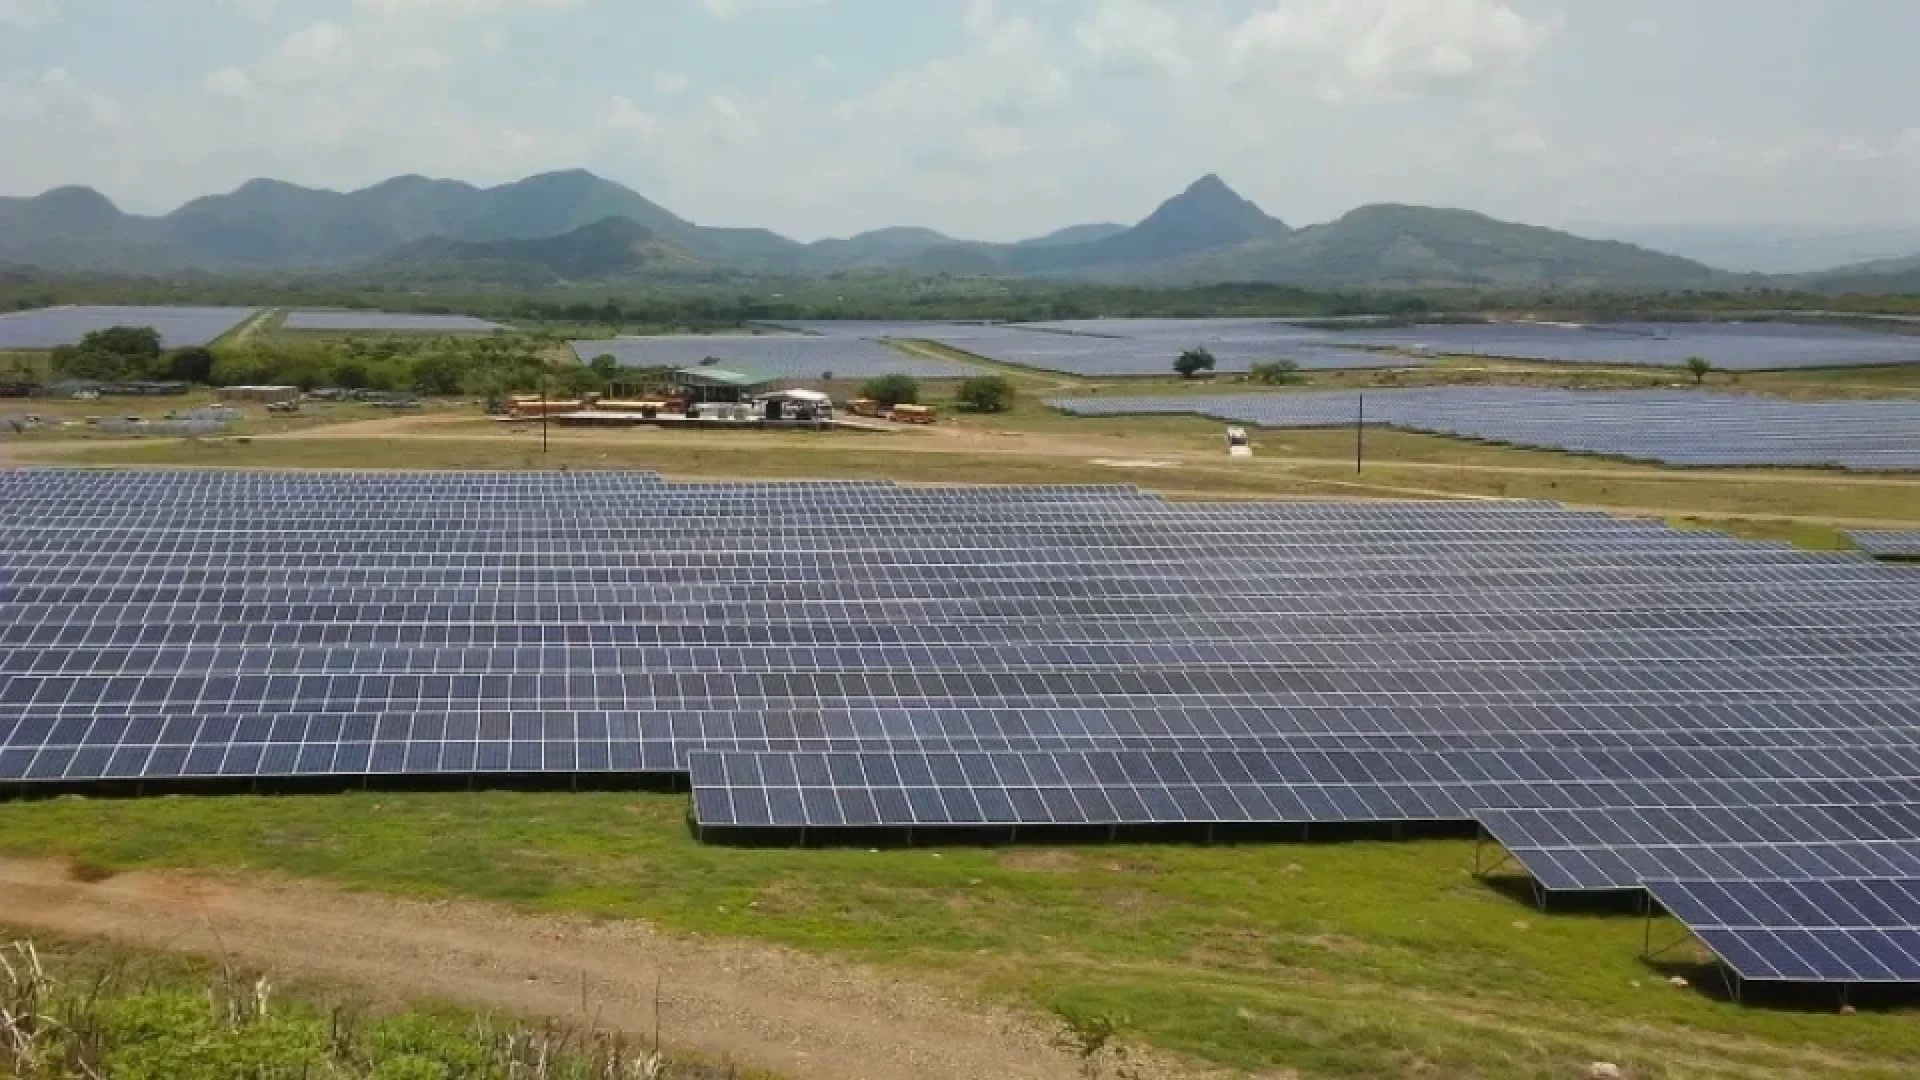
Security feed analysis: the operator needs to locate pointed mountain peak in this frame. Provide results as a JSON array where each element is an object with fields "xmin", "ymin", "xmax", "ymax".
[{"xmin": 1136, "ymin": 174, "xmax": 1287, "ymax": 238}]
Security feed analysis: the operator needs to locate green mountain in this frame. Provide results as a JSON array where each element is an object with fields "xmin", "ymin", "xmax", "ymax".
[
  {"xmin": 1010, "ymin": 175, "xmax": 1290, "ymax": 274},
  {"xmin": 0, "ymin": 170, "xmax": 804, "ymax": 272},
  {"xmin": 1797, "ymin": 253, "xmax": 1920, "ymax": 294},
  {"xmin": 372, "ymin": 217, "xmax": 705, "ymax": 285},
  {"xmin": 1172, "ymin": 204, "xmax": 1719, "ymax": 288},
  {"xmin": 807, "ymin": 226, "xmax": 955, "ymax": 267},
  {"xmin": 0, "ymin": 170, "xmax": 1734, "ymax": 289},
  {"xmin": 1017, "ymin": 223, "xmax": 1128, "ymax": 248}
]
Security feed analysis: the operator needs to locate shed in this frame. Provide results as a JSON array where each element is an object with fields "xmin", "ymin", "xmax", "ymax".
[{"xmin": 672, "ymin": 366, "xmax": 776, "ymax": 404}]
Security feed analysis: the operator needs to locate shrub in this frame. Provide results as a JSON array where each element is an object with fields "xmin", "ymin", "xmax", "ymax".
[
  {"xmin": 1247, "ymin": 359, "xmax": 1300, "ymax": 385},
  {"xmin": 955, "ymin": 375, "xmax": 1015, "ymax": 413},
  {"xmin": 861, "ymin": 374, "xmax": 921, "ymax": 407}
]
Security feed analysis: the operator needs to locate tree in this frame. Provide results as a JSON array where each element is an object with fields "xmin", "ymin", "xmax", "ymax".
[
  {"xmin": 332, "ymin": 362, "xmax": 372, "ymax": 390},
  {"xmin": 1685, "ymin": 355, "xmax": 1712, "ymax": 385},
  {"xmin": 49, "ymin": 325, "xmax": 166, "ymax": 381},
  {"xmin": 410, "ymin": 351, "xmax": 464, "ymax": 396},
  {"xmin": 588, "ymin": 354, "xmax": 621, "ymax": 383},
  {"xmin": 83, "ymin": 325, "xmax": 162, "ymax": 363},
  {"xmin": 955, "ymin": 375, "xmax": 1015, "ymax": 413},
  {"xmin": 861, "ymin": 374, "xmax": 921, "ymax": 407},
  {"xmin": 164, "ymin": 347, "xmax": 215, "ymax": 384},
  {"xmin": 1247, "ymin": 359, "xmax": 1300, "ymax": 385},
  {"xmin": 1174, "ymin": 347, "xmax": 1216, "ymax": 379}
]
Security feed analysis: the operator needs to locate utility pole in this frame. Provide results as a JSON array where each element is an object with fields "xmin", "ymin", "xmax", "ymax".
[
  {"xmin": 1355, "ymin": 392, "xmax": 1364, "ymax": 474},
  {"xmin": 541, "ymin": 373, "xmax": 550, "ymax": 454}
]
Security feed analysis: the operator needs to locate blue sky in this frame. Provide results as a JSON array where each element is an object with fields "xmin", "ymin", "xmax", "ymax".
[{"xmin": 3, "ymin": 0, "xmax": 1919, "ymax": 241}]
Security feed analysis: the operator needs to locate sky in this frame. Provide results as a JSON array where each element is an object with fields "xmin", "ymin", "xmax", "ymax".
[{"xmin": 2, "ymin": 0, "xmax": 1919, "ymax": 242}]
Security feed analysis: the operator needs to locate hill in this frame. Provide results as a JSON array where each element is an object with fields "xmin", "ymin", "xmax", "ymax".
[
  {"xmin": 1173, "ymin": 204, "xmax": 1720, "ymax": 288},
  {"xmin": 0, "ymin": 170, "xmax": 1731, "ymax": 289},
  {"xmin": 807, "ymin": 227, "xmax": 956, "ymax": 268},
  {"xmin": 1795, "ymin": 253, "xmax": 1920, "ymax": 294},
  {"xmin": 0, "ymin": 170, "xmax": 804, "ymax": 273},
  {"xmin": 1016, "ymin": 223, "xmax": 1129, "ymax": 248},
  {"xmin": 1569, "ymin": 222, "xmax": 1920, "ymax": 275},
  {"xmin": 371, "ymin": 217, "xmax": 704, "ymax": 285},
  {"xmin": 1009, "ymin": 175, "xmax": 1290, "ymax": 274}
]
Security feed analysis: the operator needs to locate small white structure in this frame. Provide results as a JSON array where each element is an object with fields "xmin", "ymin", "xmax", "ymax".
[{"xmin": 1226, "ymin": 426, "xmax": 1252, "ymax": 458}]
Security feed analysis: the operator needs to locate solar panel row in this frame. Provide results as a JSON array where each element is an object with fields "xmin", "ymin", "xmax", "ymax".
[
  {"xmin": 567, "ymin": 335, "xmax": 978, "ymax": 379},
  {"xmin": 0, "ymin": 306, "xmax": 260, "ymax": 350},
  {"xmin": 1047, "ymin": 388, "xmax": 1920, "ymax": 471},
  {"xmin": 6, "ymin": 468, "xmax": 1920, "ymax": 990},
  {"xmin": 1849, "ymin": 531, "xmax": 1920, "ymax": 559},
  {"xmin": 282, "ymin": 312, "xmax": 504, "ymax": 333}
]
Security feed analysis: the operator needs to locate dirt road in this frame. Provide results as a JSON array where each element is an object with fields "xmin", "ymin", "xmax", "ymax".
[{"xmin": 0, "ymin": 857, "xmax": 1092, "ymax": 1080}]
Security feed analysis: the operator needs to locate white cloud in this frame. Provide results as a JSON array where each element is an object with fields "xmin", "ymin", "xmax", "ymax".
[
  {"xmin": 354, "ymin": 0, "xmax": 586, "ymax": 15},
  {"xmin": 602, "ymin": 95, "xmax": 657, "ymax": 134},
  {"xmin": 1230, "ymin": 0, "xmax": 1555, "ymax": 102},
  {"xmin": 0, "ymin": 0, "xmax": 56, "ymax": 26},
  {"xmin": 203, "ymin": 66, "xmax": 254, "ymax": 99},
  {"xmin": 276, "ymin": 22, "xmax": 356, "ymax": 75},
  {"xmin": 1075, "ymin": 1, "xmax": 1191, "ymax": 77},
  {"xmin": 698, "ymin": 0, "xmax": 822, "ymax": 18},
  {"xmin": 653, "ymin": 71, "xmax": 691, "ymax": 95},
  {"xmin": 219, "ymin": 0, "xmax": 277, "ymax": 21}
]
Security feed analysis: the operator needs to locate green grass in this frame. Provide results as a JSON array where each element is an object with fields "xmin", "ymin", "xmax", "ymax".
[
  {"xmin": 3, "ymin": 932, "xmax": 743, "ymax": 1079},
  {"xmin": 0, "ymin": 793, "xmax": 1913, "ymax": 1077}
]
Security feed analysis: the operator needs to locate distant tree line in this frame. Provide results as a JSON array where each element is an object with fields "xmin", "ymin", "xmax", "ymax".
[{"xmin": 49, "ymin": 327, "xmax": 212, "ymax": 384}]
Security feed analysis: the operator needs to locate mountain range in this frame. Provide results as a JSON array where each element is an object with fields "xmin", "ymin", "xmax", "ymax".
[{"xmin": 0, "ymin": 169, "xmax": 1914, "ymax": 292}]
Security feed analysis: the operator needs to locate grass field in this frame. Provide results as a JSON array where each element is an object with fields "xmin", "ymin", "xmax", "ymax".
[
  {"xmin": 4, "ymin": 931, "xmax": 736, "ymax": 1080},
  {"xmin": 0, "ymin": 794, "xmax": 1914, "ymax": 1078}
]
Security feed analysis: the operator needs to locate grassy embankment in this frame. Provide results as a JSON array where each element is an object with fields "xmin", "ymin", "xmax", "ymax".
[{"xmin": 0, "ymin": 795, "xmax": 1915, "ymax": 1078}]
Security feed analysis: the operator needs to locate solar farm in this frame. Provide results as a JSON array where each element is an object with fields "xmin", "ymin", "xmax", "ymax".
[
  {"xmin": 282, "ymin": 311, "xmax": 504, "ymax": 333},
  {"xmin": 894, "ymin": 321, "xmax": 1422, "ymax": 376},
  {"xmin": 570, "ymin": 334, "xmax": 980, "ymax": 378},
  {"xmin": 4, "ymin": 468, "xmax": 1920, "ymax": 999},
  {"xmin": 0, "ymin": 306, "xmax": 260, "ymax": 349},
  {"xmin": 765, "ymin": 317, "xmax": 1920, "ymax": 377},
  {"xmin": 1850, "ymin": 531, "xmax": 1920, "ymax": 559},
  {"xmin": 1316, "ymin": 321, "xmax": 1920, "ymax": 371},
  {"xmin": 1049, "ymin": 387, "xmax": 1920, "ymax": 471}
]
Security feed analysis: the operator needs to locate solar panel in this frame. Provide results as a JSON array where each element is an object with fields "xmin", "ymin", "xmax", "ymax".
[
  {"xmin": 1477, "ymin": 805, "xmax": 1920, "ymax": 891},
  {"xmin": 1048, "ymin": 388, "xmax": 1920, "ymax": 472},
  {"xmin": 1849, "ymin": 531, "xmax": 1920, "ymax": 559},
  {"xmin": 0, "ymin": 306, "xmax": 259, "ymax": 349},
  {"xmin": 1646, "ymin": 878, "xmax": 1920, "ymax": 983},
  {"xmin": 569, "ymin": 335, "xmax": 979, "ymax": 379},
  {"xmin": 282, "ymin": 312, "xmax": 503, "ymax": 333}
]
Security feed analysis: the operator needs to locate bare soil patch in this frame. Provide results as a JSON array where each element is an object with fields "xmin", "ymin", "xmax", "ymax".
[{"xmin": 0, "ymin": 857, "xmax": 1096, "ymax": 1080}]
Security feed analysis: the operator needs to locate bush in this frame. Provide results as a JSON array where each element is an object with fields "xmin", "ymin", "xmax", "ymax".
[
  {"xmin": 861, "ymin": 374, "xmax": 921, "ymax": 407},
  {"xmin": 1247, "ymin": 359, "xmax": 1299, "ymax": 385},
  {"xmin": 955, "ymin": 375, "xmax": 1015, "ymax": 413},
  {"xmin": 1174, "ymin": 347, "xmax": 1216, "ymax": 379}
]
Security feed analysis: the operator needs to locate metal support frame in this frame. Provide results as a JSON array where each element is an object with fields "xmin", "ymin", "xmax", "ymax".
[{"xmin": 1471, "ymin": 827, "xmax": 1516, "ymax": 879}]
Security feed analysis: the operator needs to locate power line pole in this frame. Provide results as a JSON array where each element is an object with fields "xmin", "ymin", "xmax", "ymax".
[
  {"xmin": 1355, "ymin": 392, "xmax": 1364, "ymax": 474},
  {"xmin": 541, "ymin": 373, "xmax": 550, "ymax": 454}
]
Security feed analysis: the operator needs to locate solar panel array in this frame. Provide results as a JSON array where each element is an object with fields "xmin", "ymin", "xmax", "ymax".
[
  {"xmin": 1318, "ymin": 321, "xmax": 1920, "ymax": 371},
  {"xmin": 1645, "ymin": 879, "xmax": 1920, "ymax": 984},
  {"xmin": 0, "ymin": 306, "xmax": 259, "ymax": 350},
  {"xmin": 822, "ymin": 321, "xmax": 1421, "ymax": 376},
  {"xmin": 569, "ymin": 334, "xmax": 979, "ymax": 379},
  {"xmin": 766, "ymin": 318, "xmax": 1920, "ymax": 375},
  {"xmin": 1047, "ymin": 388, "xmax": 1920, "ymax": 471},
  {"xmin": 283, "ymin": 312, "xmax": 504, "ymax": 333},
  {"xmin": 1849, "ymin": 531, "xmax": 1920, "ymax": 559},
  {"xmin": 7, "ymin": 468, "xmax": 1920, "ymax": 989}
]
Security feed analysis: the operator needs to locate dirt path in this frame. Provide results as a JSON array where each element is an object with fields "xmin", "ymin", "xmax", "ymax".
[{"xmin": 0, "ymin": 857, "xmax": 1092, "ymax": 1080}]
